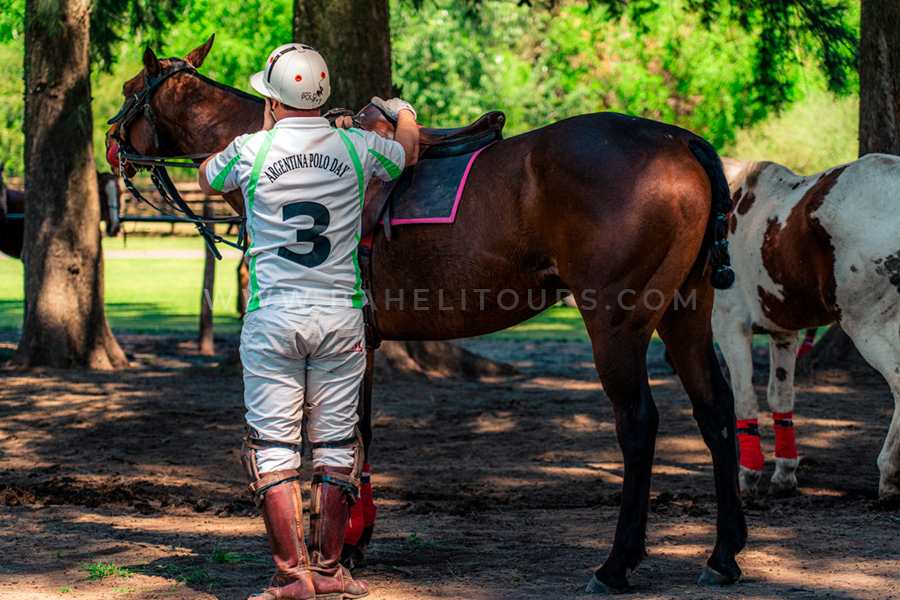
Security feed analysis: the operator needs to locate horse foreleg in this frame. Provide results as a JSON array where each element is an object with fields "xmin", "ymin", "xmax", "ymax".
[
  {"xmin": 766, "ymin": 332, "xmax": 800, "ymax": 497},
  {"xmin": 584, "ymin": 321, "xmax": 657, "ymax": 594},
  {"xmin": 658, "ymin": 283, "xmax": 746, "ymax": 586},
  {"xmin": 711, "ymin": 305, "xmax": 762, "ymax": 495}
]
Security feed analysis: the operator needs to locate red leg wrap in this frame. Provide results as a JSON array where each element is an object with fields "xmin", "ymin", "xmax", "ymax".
[
  {"xmin": 343, "ymin": 463, "xmax": 372, "ymax": 546},
  {"xmin": 737, "ymin": 419, "xmax": 764, "ymax": 471},
  {"xmin": 797, "ymin": 332, "xmax": 816, "ymax": 358},
  {"xmin": 772, "ymin": 412, "xmax": 798, "ymax": 459},
  {"xmin": 344, "ymin": 494, "xmax": 365, "ymax": 546}
]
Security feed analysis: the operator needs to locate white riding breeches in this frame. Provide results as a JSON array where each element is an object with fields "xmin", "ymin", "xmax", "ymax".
[{"xmin": 240, "ymin": 305, "xmax": 365, "ymax": 472}]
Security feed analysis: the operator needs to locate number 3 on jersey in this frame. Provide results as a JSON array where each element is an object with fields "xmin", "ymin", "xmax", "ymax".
[{"xmin": 277, "ymin": 201, "xmax": 331, "ymax": 268}]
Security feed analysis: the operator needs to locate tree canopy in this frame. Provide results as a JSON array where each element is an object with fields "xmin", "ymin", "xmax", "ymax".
[{"xmin": 0, "ymin": 0, "xmax": 861, "ymax": 177}]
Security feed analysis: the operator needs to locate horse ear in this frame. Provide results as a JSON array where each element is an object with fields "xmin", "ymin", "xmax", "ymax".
[
  {"xmin": 185, "ymin": 35, "xmax": 215, "ymax": 69},
  {"xmin": 143, "ymin": 46, "xmax": 160, "ymax": 77}
]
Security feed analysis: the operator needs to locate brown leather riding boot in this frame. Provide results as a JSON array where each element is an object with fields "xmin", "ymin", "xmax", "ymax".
[
  {"xmin": 250, "ymin": 474, "xmax": 316, "ymax": 600},
  {"xmin": 309, "ymin": 467, "xmax": 370, "ymax": 600}
]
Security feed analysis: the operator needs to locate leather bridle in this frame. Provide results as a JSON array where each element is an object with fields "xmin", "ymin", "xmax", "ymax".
[{"xmin": 107, "ymin": 59, "xmax": 245, "ymax": 258}]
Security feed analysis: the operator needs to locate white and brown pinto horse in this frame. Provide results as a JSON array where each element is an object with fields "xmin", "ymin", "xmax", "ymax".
[
  {"xmin": 713, "ymin": 154, "xmax": 900, "ymax": 499},
  {"xmin": 0, "ymin": 165, "xmax": 122, "ymax": 259}
]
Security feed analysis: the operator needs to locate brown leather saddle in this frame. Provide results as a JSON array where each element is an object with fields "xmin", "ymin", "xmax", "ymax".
[{"xmin": 325, "ymin": 104, "xmax": 505, "ymax": 238}]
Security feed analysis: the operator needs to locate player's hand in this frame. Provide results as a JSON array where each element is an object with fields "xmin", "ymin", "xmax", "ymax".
[
  {"xmin": 334, "ymin": 115, "xmax": 355, "ymax": 129},
  {"xmin": 371, "ymin": 96, "xmax": 417, "ymax": 121}
]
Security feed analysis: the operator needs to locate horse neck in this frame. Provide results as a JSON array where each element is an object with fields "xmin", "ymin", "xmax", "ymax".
[{"xmin": 156, "ymin": 73, "xmax": 265, "ymax": 155}]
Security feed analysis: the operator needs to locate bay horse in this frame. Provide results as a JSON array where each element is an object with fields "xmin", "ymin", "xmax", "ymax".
[
  {"xmin": 0, "ymin": 166, "xmax": 122, "ymax": 259},
  {"xmin": 107, "ymin": 38, "xmax": 746, "ymax": 592},
  {"xmin": 714, "ymin": 155, "xmax": 900, "ymax": 499}
]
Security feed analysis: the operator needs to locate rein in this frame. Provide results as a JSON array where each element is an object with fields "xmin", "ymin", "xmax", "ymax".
[{"xmin": 108, "ymin": 60, "xmax": 245, "ymax": 259}]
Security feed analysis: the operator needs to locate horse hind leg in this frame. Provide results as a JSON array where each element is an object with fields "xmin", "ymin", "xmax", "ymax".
[
  {"xmin": 766, "ymin": 332, "xmax": 801, "ymax": 497},
  {"xmin": 657, "ymin": 276, "xmax": 746, "ymax": 586},
  {"xmin": 841, "ymin": 316, "xmax": 900, "ymax": 498}
]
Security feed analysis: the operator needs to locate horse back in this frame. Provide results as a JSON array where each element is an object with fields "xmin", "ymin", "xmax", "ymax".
[{"xmin": 721, "ymin": 154, "xmax": 900, "ymax": 332}]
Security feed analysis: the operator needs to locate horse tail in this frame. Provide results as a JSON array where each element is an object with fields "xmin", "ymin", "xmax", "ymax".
[{"xmin": 688, "ymin": 139, "xmax": 734, "ymax": 290}]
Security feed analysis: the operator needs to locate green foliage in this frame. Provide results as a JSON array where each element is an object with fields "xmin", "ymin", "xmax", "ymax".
[
  {"xmin": 724, "ymin": 83, "xmax": 858, "ymax": 174},
  {"xmin": 90, "ymin": 0, "xmax": 188, "ymax": 71},
  {"xmin": 392, "ymin": 0, "xmax": 798, "ymax": 146},
  {"xmin": 0, "ymin": 42, "xmax": 24, "ymax": 176},
  {"xmin": 0, "ymin": 0, "xmax": 863, "ymax": 177}
]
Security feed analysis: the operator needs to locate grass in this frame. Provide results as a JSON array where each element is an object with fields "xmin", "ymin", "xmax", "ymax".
[
  {"xmin": 208, "ymin": 540, "xmax": 259, "ymax": 564},
  {"xmin": 78, "ymin": 560, "xmax": 136, "ymax": 581},
  {"xmin": 0, "ymin": 234, "xmax": 824, "ymax": 344},
  {"xmin": 0, "ymin": 237, "xmax": 591, "ymax": 339}
]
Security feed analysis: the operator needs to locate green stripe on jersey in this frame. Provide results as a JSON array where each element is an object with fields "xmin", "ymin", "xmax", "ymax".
[
  {"xmin": 245, "ymin": 128, "xmax": 279, "ymax": 312},
  {"xmin": 368, "ymin": 149, "xmax": 402, "ymax": 180},
  {"xmin": 210, "ymin": 153, "xmax": 241, "ymax": 192},
  {"xmin": 338, "ymin": 130, "xmax": 365, "ymax": 208}
]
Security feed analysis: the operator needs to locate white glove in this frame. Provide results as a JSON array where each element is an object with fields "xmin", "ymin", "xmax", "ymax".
[{"xmin": 371, "ymin": 96, "xmax": 417, "ymax": 121}]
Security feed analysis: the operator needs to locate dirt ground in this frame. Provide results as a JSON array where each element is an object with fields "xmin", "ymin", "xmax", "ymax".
[{"xmin": 1, "ymin": 331, "xmax": 899, "ymax": 600}]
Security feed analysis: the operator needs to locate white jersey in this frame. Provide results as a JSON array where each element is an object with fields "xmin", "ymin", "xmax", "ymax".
[{"xmin": 206, "ymin": 117, "xmax": 405, "ymax": 311}]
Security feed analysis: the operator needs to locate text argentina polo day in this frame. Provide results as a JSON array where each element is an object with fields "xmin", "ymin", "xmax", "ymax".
[{"xmin": 264, "ymin": 152, "xmax": 352, "ymax": 183}]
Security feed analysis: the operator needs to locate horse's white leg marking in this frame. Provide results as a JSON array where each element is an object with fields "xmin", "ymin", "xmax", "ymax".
[
  {"xmin": 712, "ymin": 300, "xmax": 762, "ymax": 494},
  {"xmin": 104, "ymin": 179, "xmax": 120, "ymax": 234},
  {"xmin": 766, "ymin": 331, "xmax": 800, "ymax": 495}
]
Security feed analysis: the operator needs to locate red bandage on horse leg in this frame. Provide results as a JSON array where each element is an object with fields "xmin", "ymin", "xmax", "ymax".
[
  {"xmin": 772, "ymin": 412, "xmax": 798, "ymax": 460},
  {"xmin": 343, "ymin": 463, "xmax": 373, "ymax": 546},
  {"xmin": 361, "ymin": 463, "xmax": 376, "ymax": 527},
  {"xmin": 737, "ymin": 419, "xmax": 764, "ymax": 471}
]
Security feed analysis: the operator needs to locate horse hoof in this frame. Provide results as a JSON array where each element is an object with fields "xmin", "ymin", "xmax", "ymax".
[
  {"xmin": 767, "ymin": 480, "xmax": 798, "ymax": 498},
  {"xmin": 584, "ymin": 575, "xmax": 629, "ymax": 594},
  {"xmin": 697, "ymin": 565, "xmax": 740, "ymax": 587},
  {"xmin": 738, "ymin": 466, "xmax": 761, "ymax": 497}
]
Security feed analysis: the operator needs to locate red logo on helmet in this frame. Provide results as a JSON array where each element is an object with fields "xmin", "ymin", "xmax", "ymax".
[
  {"xmin": 295, "ymin": 75, "xmax": 302, "ymax": 81},
  {"xmin": 321, "ymin": 72, "xmax": 326, "ymax": 78}
]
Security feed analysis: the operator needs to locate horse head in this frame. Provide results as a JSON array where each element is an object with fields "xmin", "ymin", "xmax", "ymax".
[
  {"xmin": 106, "ymin": 35, "xmax": 258, "ymax": 216},
  {"xmin": 105, "ymin": 35, "xmax": 217, "ymax": 177},
  {"xmin": 96, "ymin": 171, "xmax": 122, "ymax": 236}
]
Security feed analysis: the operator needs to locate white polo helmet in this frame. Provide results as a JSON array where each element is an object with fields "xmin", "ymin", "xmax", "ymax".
[{"xmin": 250, "ymin": 43, "xmax": 330, "ymax": 110}]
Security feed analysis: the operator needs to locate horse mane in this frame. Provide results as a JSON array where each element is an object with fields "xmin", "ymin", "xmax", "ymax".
[{"xmin": 194, "ymin": 73, "xmax": 263, "ymax": 105}]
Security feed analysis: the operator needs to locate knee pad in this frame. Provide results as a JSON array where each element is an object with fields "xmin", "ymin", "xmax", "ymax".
[
  {"xmin": 241, "ymin": 427, "xmax": 303, "ymax": 507},
  {"xmin": 311, "ymin": 430, "xmax": 364, "ymax": 502}
]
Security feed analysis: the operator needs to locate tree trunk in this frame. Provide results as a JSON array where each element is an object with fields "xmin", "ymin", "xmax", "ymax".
[
  {"xmin": 199, "ymin": 199, "xmax": 216, "ymax": 356},
  {"xmin": 293, "ymin": 0, "xmax": 394, "ymax": 111},
  {"xmin": 858, "ymin": 0, "xmax": 900, "ymax": 157},
  {"xmin": 12, "ymin": 0, "xmax": 127, "ymax": 369},
  {"xmin": 800, "ymin": 0, "xmax": 900, "ymax": 376}
]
